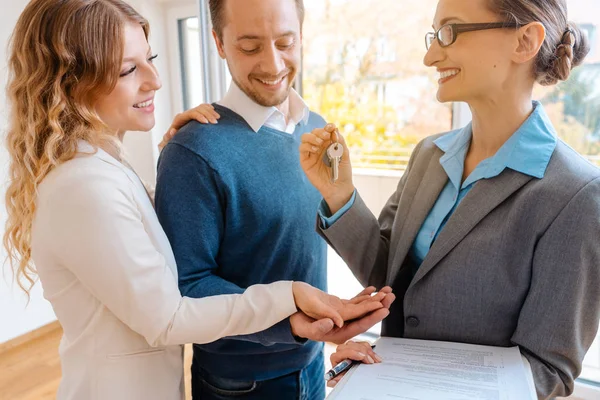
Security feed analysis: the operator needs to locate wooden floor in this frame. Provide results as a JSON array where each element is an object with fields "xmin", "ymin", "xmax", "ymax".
[
  {"xmin": 0, "ymin": 324, "xmax": 336, "ymax": 400},
  {"xmin": 0, "ymin": 324, "xmax": 195, "ymax": 400}
]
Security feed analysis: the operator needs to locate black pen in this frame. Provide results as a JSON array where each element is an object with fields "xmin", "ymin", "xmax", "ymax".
[{"xmin": 324, "ymin": 345, "xmax": 377, "ymax": 381}]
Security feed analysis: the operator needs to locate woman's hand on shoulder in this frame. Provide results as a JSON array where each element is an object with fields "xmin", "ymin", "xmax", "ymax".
[{"xmin": 158, "ymin": 103, "xmax": 221, "ymax": 151}]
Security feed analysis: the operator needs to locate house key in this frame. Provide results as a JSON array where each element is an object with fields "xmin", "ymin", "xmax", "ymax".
[{"xmin": 325, "ymin": 142, "xmax": 343, "ymax": 183}]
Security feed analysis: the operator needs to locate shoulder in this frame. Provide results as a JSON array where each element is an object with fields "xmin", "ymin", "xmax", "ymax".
[
  {"xmin": 38, "ymin": 154, "xmax": 134, "ymax": 210},
  {"xmin": 306, "ymin": 111, "xmax": 327, "ymax": 128},
  {"xmin": 531, "ymin": 140, "xmax": 600, "ymax": 205},
  {"xmin": 167, "ymin": 107, "xmax": 254, "ymax": 156},
  {"xmin": 546, "ymin": 140, "xmax": 600, "ymax": 184}
]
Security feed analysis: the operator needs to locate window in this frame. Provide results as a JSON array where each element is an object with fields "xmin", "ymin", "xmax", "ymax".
[
  {"xmin": 178, "ymin": 17, "xmax": 203, "ymax": 111},
  {"xmin": 302, "ymin": 0, "xmax": 452, "ymax": 173},
  {"xmin": 533, "ymin": 2, "xmax": 600, "ymax": 169},
  {"xmin": 302, "ymin": 0, "xmax": 454, "ymax": 337}
]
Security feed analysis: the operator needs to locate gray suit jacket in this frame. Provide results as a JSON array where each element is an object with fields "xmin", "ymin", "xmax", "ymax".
[{"xmin": 319, "ymin": 135, "xmax": 600, "ymax": 399}]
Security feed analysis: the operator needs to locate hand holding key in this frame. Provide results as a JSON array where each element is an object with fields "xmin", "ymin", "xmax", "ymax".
[{"xmin": 300, "ymin": 123, "xmax": 355, "ymax": 214}]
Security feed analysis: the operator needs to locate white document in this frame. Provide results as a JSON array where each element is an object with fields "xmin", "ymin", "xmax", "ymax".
[{"xmin": 328, "ymin": 337, "xmax": 536, "ymax": 400}]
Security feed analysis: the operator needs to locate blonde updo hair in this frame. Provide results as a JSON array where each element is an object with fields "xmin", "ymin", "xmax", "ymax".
[
  {"xmin": 4, "ymin": 0, "xmax": 149, "ymax": 296},
  {"xmin": 487, "ymin": 0, "xmax": 590, "ymax": 86}
]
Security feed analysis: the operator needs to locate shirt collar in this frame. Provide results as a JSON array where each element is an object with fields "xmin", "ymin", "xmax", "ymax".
[
  {"xmin": 434, "ymin": 125, "xmax": 472, "ymax": 189},
  {"xmin": 434, "ymin": 101, "xmax": 557, "ymax": 188},
  {"xmin": 217, "ymin": 82, "xmax": 310, "ymax": 133},
  {"xmin": 502, "ymin": 101, "xmax": 557, "ymax": 179}
]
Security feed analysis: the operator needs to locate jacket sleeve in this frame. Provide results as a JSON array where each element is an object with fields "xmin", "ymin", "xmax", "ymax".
[
  {"xmin": 511, "ymin": 177, "xmax": 600, "ymax": 399},
  {"xmin": 43, "ymin": 169, "xmax": 298, "ymax": 347}
]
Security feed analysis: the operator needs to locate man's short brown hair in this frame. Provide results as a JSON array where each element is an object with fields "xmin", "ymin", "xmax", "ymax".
[{"xmin": 209, "ymin": 0, "xmax": 305, "ymax": 40}]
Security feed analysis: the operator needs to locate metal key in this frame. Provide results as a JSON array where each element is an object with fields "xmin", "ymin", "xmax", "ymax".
[{"xmin": 326, "ymin": 142, "xmax": 344, "ymax": 183}]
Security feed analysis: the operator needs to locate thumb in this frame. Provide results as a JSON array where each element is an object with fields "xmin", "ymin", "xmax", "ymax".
[
  {"xmin": 313, "ymin": 301, "xmax": 344, "ymax": 328},
  {"xmin": 338, "ymin": 133, "xmax": 350, "ymax": 161},
  {"xmin": 312, "ymin": 318, "xmax": 335, "ymax": 336}
]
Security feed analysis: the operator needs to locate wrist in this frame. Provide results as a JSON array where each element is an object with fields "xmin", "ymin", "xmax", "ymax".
[{"xmin": 324, "ymin": 187, "xmax": 355, "ymax": 215}]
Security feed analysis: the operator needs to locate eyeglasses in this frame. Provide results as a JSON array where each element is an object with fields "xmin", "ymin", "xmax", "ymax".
[{"xmin": 425, "ymin": 22, "xmax": 522, "ymax": 50}]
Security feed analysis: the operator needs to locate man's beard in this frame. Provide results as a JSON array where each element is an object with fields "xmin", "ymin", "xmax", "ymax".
[{"xmin": 231, "ymin": 70, "xmax": 295, "ymax": 108}]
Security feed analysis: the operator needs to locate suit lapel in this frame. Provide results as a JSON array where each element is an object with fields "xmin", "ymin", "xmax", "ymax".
[
  {"xmin": 387, "ymin": 146, "xmax": 448, "ymax": 284},
  {"xmin": 410, "ymin": 169, "xmax": 534, "ymax": 286}
]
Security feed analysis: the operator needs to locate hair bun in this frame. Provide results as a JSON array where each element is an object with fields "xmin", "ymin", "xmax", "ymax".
[{"xmin": 543, "ymin": 25, "xmax": 589, "ymax": 85}]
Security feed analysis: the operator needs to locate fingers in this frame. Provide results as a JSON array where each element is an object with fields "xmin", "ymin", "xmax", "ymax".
[
  {"xmin": 300, "ymin": 132, "xmax": 327, "ymax": 147},
  {"xmin": 313, "ymin": 299, "xmax": 345, "ymax": 328},
  {"xmin": 189, "ymin": 109, "xmax": 217, "ymax": 125},
  {"xmin": 327, "ymin": 372, "xmax": 346, "ymax": 388},
  {"xmin": 338, "ymin": 300, "xmax": 384, "ymax": 321},
  {"xmin": 159, "ymin": 104, "xmax": 221, "ymax": 153},
  {"xmin": 312, "ymin": 317, "xmax": 336, "ymax": 335},
  {"xmin": 158, "ymin": 137, "xmax": 169, "ymax": 152},
  {"xmin": 170, "ymin": 113, "xmax": 192, "ymax": 130},
  {"xmin": 173, "ymin": 104, "xmax": 220, "ymax": 129},
  {"xmin": 292, "ymin": 283, "xmax": 344, "ymax": 328},
  {"xmin": 382, "ymin": 292, "xmax": 396, "ymax": 309},
  {"xmin": 324, "ymin": 122, "xmax": 337, "ymax": 135},
  {"xmin": 299, "ymin": 142, "xmax": 323, "ymax": 157},
  {"xmin": 289, "ymin": 312, "xmax": 335, "ymax": 340},
  {"xmin": 303, "ymin": 128, "xmax": 332, "ymax": 142},
  {"xmin": 190, "ymin": 110, "xmax": 211, "ymax": 124},
  {"xmin": 301, "ymin": 317, "xmax": 336, "ymax": 339},
  {"xmin": 326, "ymin": 308, "xmax": 390, "ymax": 344},
  {"xmin": 324, "ymin": 123, "xmax": 340, "ymax": 143},
  {"xmin": 346, "ymin": 294, "xmax": 373, "ymax": 305},
  {"xmin": 191, "ymin": 105, "xmax": 220, "ymax": 124},
  {"xmin": 347, "ymin": 289, "xmax": 385, "ymax": 305},
  {"xmin": 195, "ymin": 103, "xmax": 220, "ymax": 122},
  {"xmin": 354, "ymin": 286, "xmax": 377, "ymax": 298},
  {"xmin": 369, "ymin": 291, "xmax": 387, "ymax": 303},
  {"xmin": 326, "ymin": 340, "xmax": 384, "ymax": 388},
  {"xmin": 330, "ymin": 341, "xmax": 380, "ymax": 366}
]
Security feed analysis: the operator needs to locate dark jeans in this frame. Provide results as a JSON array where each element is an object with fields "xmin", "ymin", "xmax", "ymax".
[{"xmin": 191, "ymin": 352, "xmax": 325, "ymax": 400}]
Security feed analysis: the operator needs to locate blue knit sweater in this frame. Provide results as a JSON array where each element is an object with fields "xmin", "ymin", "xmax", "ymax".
[{"xmin": 155, "ymin": 104, "xmax": 327, "ymax": 380}]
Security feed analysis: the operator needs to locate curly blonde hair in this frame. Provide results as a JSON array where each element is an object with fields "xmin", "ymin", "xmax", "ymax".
[{"xmin": 4, "ymin": 0, "xmax": 149, "ymax": 296}]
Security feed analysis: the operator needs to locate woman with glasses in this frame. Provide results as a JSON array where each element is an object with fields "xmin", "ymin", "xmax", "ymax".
[{"xmin": 297, "ymin": 0, "xmax": 600, "ymax": 398}]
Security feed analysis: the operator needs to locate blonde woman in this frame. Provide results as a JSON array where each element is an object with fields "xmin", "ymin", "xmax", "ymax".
[{"xmin": 3, "ymin": 1, "xmax": 393, "ymax": 399}]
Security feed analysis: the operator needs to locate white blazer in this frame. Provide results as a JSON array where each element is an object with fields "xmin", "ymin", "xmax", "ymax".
[{"xmin": 31, "ymin": 141, "xmax": 297, "ymax": 400}]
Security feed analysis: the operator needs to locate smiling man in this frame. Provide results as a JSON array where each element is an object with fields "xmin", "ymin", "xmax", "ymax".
[{"xmin": 154, "ymin": 0, "xmax": 391, "ymax": 399}]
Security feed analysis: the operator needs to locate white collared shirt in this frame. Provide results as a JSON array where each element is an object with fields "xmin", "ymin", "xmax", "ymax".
[{"xmin": 217, "ymin": 82, "xmax": 310, "ymax": 134}]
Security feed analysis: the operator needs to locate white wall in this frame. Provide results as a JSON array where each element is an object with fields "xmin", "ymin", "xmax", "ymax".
[
  {"xmin": 0, "ymin": 1, "xmax": 57, "ymax": 344},
  {"xmin": 123, "ymin": 0, "xmax": 182, "ymax": 184},
  {"xmin": 0, "ymin": 0, "xmax": 177, "ymax": 344}
]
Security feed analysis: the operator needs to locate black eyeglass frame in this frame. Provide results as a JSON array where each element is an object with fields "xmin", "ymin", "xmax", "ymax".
[{"xmin": 425, "ymin": 22, "xmax": 523, "ymax": 50}]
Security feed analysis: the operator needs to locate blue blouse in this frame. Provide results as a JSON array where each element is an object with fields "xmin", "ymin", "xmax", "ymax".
[{"xmin": 320, "ymin": 101, "xmax": 558, "ymax": 266}]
